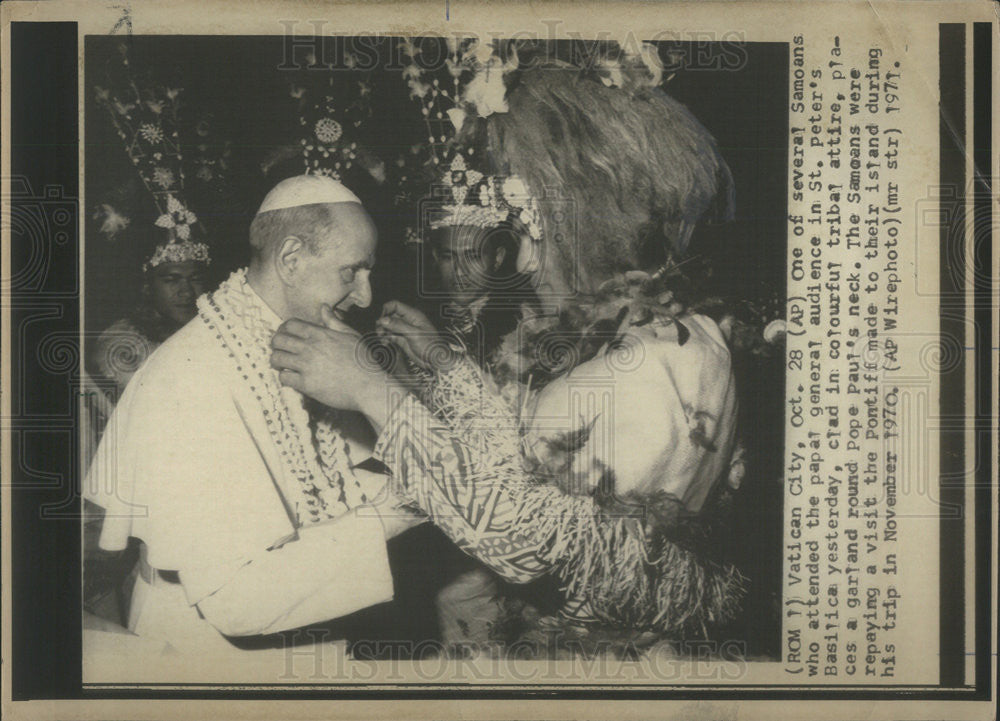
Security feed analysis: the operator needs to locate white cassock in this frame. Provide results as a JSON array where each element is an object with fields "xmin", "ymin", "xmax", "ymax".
[{"xmin": 83, "ymin": 290, "xmax": 394, "ymax": 676}]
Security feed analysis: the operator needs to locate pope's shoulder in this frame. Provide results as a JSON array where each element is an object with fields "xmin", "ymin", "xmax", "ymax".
[{"xmin": 123, "ymin": 314, "xmax": 233, "ymax": 396}]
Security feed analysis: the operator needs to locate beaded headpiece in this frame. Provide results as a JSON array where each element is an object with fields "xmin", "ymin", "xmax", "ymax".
[
  {"xmin": 426, "ymin": 154, "xmax": 543, "ymax": 242},
  {"xmin": 143, "ymin": 230, "xmax": 211, "ymax": 272},
  {"xmin": 94, "ymin": 42, "xmax": 216, "ymax": 272},
  {"xmin": 256, "ymin": 50, "xmax": 385, "ymax": 187},
  {"xmin": 394, "ymin": 37, "xmax": 525, "ymax": 245},
  {"xmin": 296, "ymin": 71, "xmax": 374, "ymax": 181}
]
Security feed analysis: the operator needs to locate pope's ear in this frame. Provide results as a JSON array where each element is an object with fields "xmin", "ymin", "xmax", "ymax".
[{"xmin": 275, "ymin": 235, "xmax": 307, "ymax": 282}]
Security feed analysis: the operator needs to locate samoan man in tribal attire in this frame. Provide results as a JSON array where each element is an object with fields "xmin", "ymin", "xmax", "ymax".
[
  {"xmin": 425, "ymin": 180, "xmax": 524, "ymax": 366},
  {"xmin": 406, "ymin": 163, "xmax": 532, "ymax": 645},
  {"xmin": 90, "ymin": 240, "xmax": 211, "ymax": 397},
  {"xmin": 84, "ymin": 175, "xmax": 425, "ymax": 663},
  {"xmin": 270, "ymin": 45, "xmax": 748, "ymax": 655}
]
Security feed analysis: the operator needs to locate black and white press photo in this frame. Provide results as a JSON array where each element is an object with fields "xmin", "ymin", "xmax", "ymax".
[
  {"xmin": 79, "ymin": 31, "xmax": 788, "ymax": 675},
  {"xmin": 2, "ymin": 1, "xmax": 995, "ymax": 719}
]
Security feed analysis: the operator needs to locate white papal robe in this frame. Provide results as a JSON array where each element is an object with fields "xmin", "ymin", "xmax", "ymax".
[{"xmin": 83, "ymin": 289, "xmax": 394, "ymax": 669}]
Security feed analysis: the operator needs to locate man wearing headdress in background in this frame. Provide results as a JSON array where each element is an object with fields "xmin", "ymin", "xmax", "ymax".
[
  {"xmin": 84, "ymin": 175, "xmax": 424, "ymax": 665},
  {"xmin": 89, "ymin": 235, "xmax": 210, "ymax": 396},
  {"xmin": 402, "ymin": 154, "xmax": 537, "ymax": 647},
  {"xmin": 423, "ymin": 156, "xmax": 526, "ymax": 364},
  {"xmin": 271, "ymin": 40, "xmax": 748, "ymax": 654}
]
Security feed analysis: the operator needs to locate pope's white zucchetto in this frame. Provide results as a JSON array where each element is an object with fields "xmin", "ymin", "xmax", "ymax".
[{"xmin": 255, "ymin": 175, "xmax": 361, "ymax": 215}]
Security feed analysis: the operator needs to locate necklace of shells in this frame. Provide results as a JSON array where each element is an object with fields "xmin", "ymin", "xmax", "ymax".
[{"xmin": 198, "ymin": 269, "xmax": 370, "ymax": 526}]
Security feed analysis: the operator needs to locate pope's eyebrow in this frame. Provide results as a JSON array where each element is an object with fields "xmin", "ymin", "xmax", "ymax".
[{"xmin": 349, "ymin": 254, "xmax": 375, "ymax": 270}]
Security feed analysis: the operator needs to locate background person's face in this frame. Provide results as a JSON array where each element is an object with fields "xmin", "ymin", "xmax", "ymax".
[
  {"xmin": 146, "ymin": 260, "xmax": 207, "ymax": 326},
  {"xmin": 285, "ymin": 205, "xmax": 377, "ymax": 324},
  {"xmin": 433, "ymin": 225, "xmax": 507, "ymax": 307}
]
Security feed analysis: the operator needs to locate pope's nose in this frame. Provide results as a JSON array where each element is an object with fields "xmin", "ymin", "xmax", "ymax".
[{"xmin": 352, "ymin": 274, "xmax": 372, "ymax": 309}]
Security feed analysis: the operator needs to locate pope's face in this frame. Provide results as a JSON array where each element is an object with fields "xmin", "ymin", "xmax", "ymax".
[
  {"xmin": 146, "ymin": 261, "xmax": 207, "ymax": 326},
  {"xmin": 285, "ymin": 204, "xmax": 377, "ymax": 324}
]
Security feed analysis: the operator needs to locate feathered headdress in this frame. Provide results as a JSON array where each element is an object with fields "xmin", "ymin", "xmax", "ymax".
[{"xmin": 452, "ymin": 40, "xmax": 735, "ymax": 276}]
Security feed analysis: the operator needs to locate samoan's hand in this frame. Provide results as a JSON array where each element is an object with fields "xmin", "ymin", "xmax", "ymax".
[
  {"xmin": 376, "ymin": 300, "xmax": 456, "ymax": 371},
  {"xmin": 270, "ymin": 307, "xmax": 394, "ymax": 421}
]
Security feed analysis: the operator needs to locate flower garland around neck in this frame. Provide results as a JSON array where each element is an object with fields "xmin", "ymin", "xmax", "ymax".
[{"xmin": 198, "ymin": 269, "xmax": 370, "ymax": 526}]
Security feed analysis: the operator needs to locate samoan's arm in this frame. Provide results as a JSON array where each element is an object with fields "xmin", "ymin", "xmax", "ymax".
[
  {"xmin": 373, "ymin": 352, "xmax": 746, "ymax": 632},
  {"xmin": 91, "ymin": 328, "xmax": 141, "ymax": 396},
  {"xmin": 373, "ymin": 356, "xmax": 600, "ymax": 584}
]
